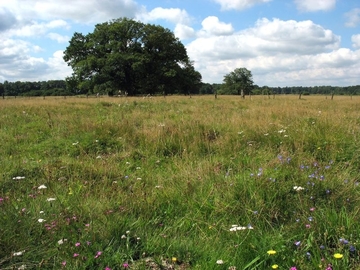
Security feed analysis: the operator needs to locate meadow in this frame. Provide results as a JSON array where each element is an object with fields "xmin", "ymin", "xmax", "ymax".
[{"xmin": 1, "ymin": 95, "xmax": 360, "ymax": 269}]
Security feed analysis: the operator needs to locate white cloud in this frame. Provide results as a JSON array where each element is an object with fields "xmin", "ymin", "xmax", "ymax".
[
  {"xmin": 213, "ymin": 0, "xmax": 272, "ymax": 11},
  {"xmin": 345, "ymin": 8, "xmax": 360, "ymax": 27},
  {"xmin": 139, "ymin": 7, "xmax": 191, "ymax": 25},
  {"xmin": 174, "ymin": 24, "xmax": 196, "ymax": 40},
  {"xmin": 186, "ymin": 18, "xmax": 356, "ymax": 86},
  {"xmin": 48, "ymin": 33, "xmax": 69, "ymax": 43},
  {"xmin": 11, "ymin": 20, "xmax": 69, "ymax": 37},
  {"xmin": 198, "ymin": 16, "xmax": 234, "ymax": 37},
  {"xmin": 2, "ymin": 0, "xmax": 141, "ymax": 24},
  {"xmin": 294, "ymin": 0, "xmax": 336, "ymax": 12},
  {"xmin": 352, "ymin": 34, "xmax": 360, "ymax": 48}
]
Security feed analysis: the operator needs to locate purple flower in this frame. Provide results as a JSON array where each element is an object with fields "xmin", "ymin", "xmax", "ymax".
[
  {"xmin": 350, "ymin": 245, "xmax": 356, "ymax": 252},
  {"xmin": 294, "ymin": 241, "xmax": 301, "ymax": 247}
]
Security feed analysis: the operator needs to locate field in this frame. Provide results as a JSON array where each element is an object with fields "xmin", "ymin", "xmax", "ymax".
[{"xmin": 1, "ymin": 95, "xmax": 360, "ymax": 269}]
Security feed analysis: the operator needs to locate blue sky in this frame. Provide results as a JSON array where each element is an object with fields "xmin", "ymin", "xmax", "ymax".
[{"xmin": 1, "ymin": 0, "xmax": 360, "ymax": 87}]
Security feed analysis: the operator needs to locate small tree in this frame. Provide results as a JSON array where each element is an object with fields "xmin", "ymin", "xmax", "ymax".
[{"xmin": 223, "ymin": 68, "xmax": 254, "ymax": 98}]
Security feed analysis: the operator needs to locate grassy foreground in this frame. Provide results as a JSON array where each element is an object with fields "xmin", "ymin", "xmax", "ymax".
[{"xmin": 1, "ymin": 95, "xmax": 360, "ymax": 269}]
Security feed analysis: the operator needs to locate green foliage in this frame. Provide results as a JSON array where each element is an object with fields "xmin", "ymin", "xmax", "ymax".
[
  {"xmin": 222, "ymin": 67, "xmax": 254, "ymax": 96},
  {"xmin": 63, "ymin": 18, "xmax": 202, "ymax": 96}
]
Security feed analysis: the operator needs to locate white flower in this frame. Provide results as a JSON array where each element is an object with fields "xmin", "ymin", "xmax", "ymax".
[
  {"xmin": 137, "ymin": 178, "xmax": 142, "ymax": 180},
  {"xmin": 38, "ymin": 185, "xmax": 47, "ymax": 190},
  {"xmin": 39, "ymin": 211, "xmax": 44, "ymax": 214},
  {"xmin": 121, "ymin": 235, "xmax": 126, "ymax": 239},
  {"xmin": 126, "ymin": 162, "xmax": 130, "ymax": 165},
  {"xmin": 72, "ymin": 142, "xmax": 79, "ymax": 145},
  {"xmin": 46, "ymin": 198, "xmax": 56, "ymax": 202},
  {"xmin": 278, "ymin": 129, "xmax": 286, "ymax": 133},
  {"xmin": 293, "ymin": 186, "xmax": 305, "ymax": 191},
  {"xmin": 57, "ymin": 239, "xmax": 67, "ymax": 245},
  {"xmin": 13, "ymin": 250, "xmax": 25, "ymax": 256},
  {"xmin": 96, "ymin": 155, "xmax": 102, "ymax": 159},
  {"xmin": 13, "ymin": 176, "xmax": 25, "ymax": 180},
  {"xmin": 18, "ymin": 264, "xmax": 27, "ymax": 269},
  {"xmin": 136, "ymin": 167, "xmax": 141, "ymax": 170},
  {"xmin": 38, "ymin": 219, "xmax": 46, "ymax": 223},
  {"xmin": 216, "ymin": 260, "xmax": 224, "ymax": 264}
]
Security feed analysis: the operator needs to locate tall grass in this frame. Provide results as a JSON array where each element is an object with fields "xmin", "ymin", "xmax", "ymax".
[{"xmin": 1, "ymin": 95, "xmax": 360, "ymax": 269}]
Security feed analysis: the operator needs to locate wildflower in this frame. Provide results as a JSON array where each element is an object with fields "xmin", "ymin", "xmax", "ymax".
[
  {"xmin": 73, "ymin": 253, "xmax": 79, "ymax": 257},
  {"xmin": 306, "ymin": 252, "xmax": 311, "ymax": 259},
  {"xmin": 267, "ymin": 250, "xmax": 276, "ymax": 255},
  {"xmin": 58, "ymin": 239, "xmax": 67, "ymax": 245},
  {"xmin": 38, "ymin": 185, "xmax": 47, "ymax": 189},
  {"xmin": 105, "ymin": 267, "xmax": 111, "ymax": 270},
  {"xmin": 339, "ymin": 238, "xmax": 349, "ymax": 245},
  {"xmin": 75, "ymin": 242, "xmax": 81, "ymax": 247},
  {"xmin": 349, "ymin": 245, "xmax": 356, "ymax": 252},
  {"xmin": 13, "ymin": 176, "xmax": 25, "ymax": 180},
  {"xmin": 47, "ymin": 198, "xmax": 56, "ymax": 202},
  {"xmin": 294, "ymin": 241, "xmax": 301, "ymax": 247},
  {"xmin": 272, "ymin": 264, "xmax": 279, "ymax": 269},
  {"xmin": 122, "ymin": 263, "xmax": 129, "ymax": 268},
  {"xmin": 13, "ymin": 250, "xmax": 25, "ymax": 256},
  {"xmin": 290, "ymin": 267, "xmax": 297, "ymax": 270},
  {"xmin": 305, "ymin": 224, "xmax": 311, "ymax": 228},
  {"xmin": 62, "ymin": 261, "xmax": 67, "ymax": 266},
  {"xmin": 293, "ymin": 186, "xmax": 304, "ymax": 191},
  {"xmin": 333, "ymin": 253, "xmax": 343, "ymax": 259},
  {"xmin": 310, "ymin": 207, "xmax": 315, "ymax": 212},
  {"xmin": 86, "ymin": 241, "xmax": 91, "ymax": 246},
  {"xmin": 172, "ymin": 257, "xmax": 177, "ymax": 263},
  {"xmin": 38, "ymin": 219, "xmax": 46, "ymax": 223},
  {"xmin": 216, "ymin": 260, "xmax": 224, "ymax": 264},
  {"xmin": 95, "ymin": 251, "xmax": 102, "ymax": 259}
]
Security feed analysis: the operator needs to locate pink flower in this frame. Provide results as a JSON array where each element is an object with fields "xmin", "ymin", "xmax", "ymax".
[
  {"xmin": 305, "ymin": 224, "xmax": 311, "ymax": 228},
  {"xmin": 290, "ymin": 267, "xmax": 297, "ymax": 270},
  {"xmin": 75, "ymin": 242, "xmax": 81, "ymax": 247},
  {"xmin": 105, "ymin": 267, "xmax": 111, "ymax": 270},
  {"xmin": 94, "ymin": 251, "xmax": 102, "ymax": 259},
  {"xmin": 62, "ymin": 261, "xmax": 67, "ymax": 266},
  {"xmin": 73, "ymin": 253, "xmax": 79, "ymax": 257},
  {"xmin": 123, "ymin": 263, "xmax": 129, "ymax": 268}
]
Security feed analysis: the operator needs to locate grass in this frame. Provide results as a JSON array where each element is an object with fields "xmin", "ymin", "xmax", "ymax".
[{"xmin": 1, "ymin": 95, "xmax": 360, "ymax": 269}]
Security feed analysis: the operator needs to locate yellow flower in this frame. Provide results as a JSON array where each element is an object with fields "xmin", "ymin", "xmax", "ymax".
[
  {"xmin": 171, "ymin": 257, "xmax": 177, "ymax": 263},
  {"xmin": 334, "ymin": 253, "xmax": 343, "ymax": 259},
  {"xmin": 272, "ymin": 264, "xmax": 279, "ymax": 269},
  {"xmin": 267, "ymin": 250, "xmax": 277, "ymax": 255}
]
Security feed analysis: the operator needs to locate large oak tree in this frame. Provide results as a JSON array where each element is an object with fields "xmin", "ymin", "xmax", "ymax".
[{"xmin": 63, "ymin": 18, "xmax": 201, "ymax": 96}]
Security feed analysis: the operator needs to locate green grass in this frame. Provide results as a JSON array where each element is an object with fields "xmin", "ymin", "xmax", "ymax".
[{"xmin": 1, "ymin": 95, "xmax": 360, "ymax": 269}]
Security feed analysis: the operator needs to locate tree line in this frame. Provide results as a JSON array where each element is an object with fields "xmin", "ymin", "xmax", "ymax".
[{"xmin": 1, "ymin": 79, "xmax": 359, "ymax": 97}]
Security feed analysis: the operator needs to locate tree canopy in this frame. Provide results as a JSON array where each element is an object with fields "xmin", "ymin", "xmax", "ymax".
[
  {"xmin": 222, "ymin": 68, "xmax": 254, "ymax": 97},
  {"xmin": 63, "ymin": 18, "xmax": 202, "ymax": 96}
]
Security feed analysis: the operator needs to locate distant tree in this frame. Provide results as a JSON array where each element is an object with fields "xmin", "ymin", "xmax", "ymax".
[
  {"xmin": 63, "ymin": 17, "xmax": 201, "ymax": 96},
  {"xmin": 0, "ymin": 83, "xmax": 4, "ymax": 98},
  {"xmin": 223, "ymin": 68, "xmax": 254, "ymax": 98}
]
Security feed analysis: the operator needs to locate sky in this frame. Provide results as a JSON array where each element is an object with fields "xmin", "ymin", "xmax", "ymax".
[{"xmin": 1, "ymin": 0, "xmax": 360, "ymax": 87}]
